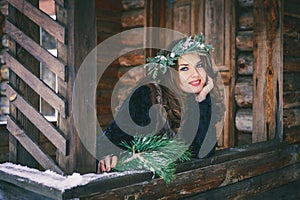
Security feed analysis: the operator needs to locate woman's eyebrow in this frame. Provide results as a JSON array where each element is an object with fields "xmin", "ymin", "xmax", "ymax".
[{"xmin": 179, "ymin": 63, "xmax": 189, "ymax": 66}]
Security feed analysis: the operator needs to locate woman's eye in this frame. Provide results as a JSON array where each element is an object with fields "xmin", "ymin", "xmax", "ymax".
[
  {"xmin": 179, "ymin": 66, "xmax": 189, "ymax": 71},
  {"xmin": 196, "ymin": 62, "xmax": 203, "ymax": 68}
]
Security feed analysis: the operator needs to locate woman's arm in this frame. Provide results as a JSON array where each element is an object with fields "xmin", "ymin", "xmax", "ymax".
[{"xmin": 98, "ymin": 85, "xmax": 153, "ymax": 172}]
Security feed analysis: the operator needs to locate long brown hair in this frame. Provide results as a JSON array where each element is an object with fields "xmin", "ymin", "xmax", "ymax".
[{"xmin": 148, "ymin": 49, "xmax": 222, "ymax": 137}]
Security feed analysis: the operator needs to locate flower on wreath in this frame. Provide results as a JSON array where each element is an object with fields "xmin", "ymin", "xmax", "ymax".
[{"xmin": 145, "ymin": 33, "xmax": 214, "ymax": 79}]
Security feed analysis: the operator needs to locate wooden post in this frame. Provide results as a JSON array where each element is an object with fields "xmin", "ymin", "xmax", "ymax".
[
  {"xmin": 252, "ymin": 0, "xmax": 283, "ymax": 142},
  {"xmin": 56, "ymin": 0, "xmax": 97, "ymax": 174}
]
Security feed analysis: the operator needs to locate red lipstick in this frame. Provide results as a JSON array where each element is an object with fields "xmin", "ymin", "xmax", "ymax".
[{"xmin": 189, "ymin": 80, "xmax": 201, "ymax": 86}]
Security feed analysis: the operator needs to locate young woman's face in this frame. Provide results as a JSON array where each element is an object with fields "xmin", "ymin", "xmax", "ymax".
[{"xmin": 177, "ymin": 53, "xmax": 207, "ymax": 94}]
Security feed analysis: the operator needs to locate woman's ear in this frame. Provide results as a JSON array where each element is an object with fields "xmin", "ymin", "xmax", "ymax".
[{"xmin": 195, "ymin": 76, "xmax": 214, "ymax": 102}]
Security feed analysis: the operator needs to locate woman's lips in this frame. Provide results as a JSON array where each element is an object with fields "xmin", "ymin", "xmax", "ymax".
[{"xmin": 189, "ymin": 80, "xmax": 201, "ymax": 86}]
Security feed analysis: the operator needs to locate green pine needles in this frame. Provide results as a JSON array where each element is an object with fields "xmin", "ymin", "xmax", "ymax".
[{"xmin": 113, "ymin": 134, "xmax": 191, "ymax": 183}]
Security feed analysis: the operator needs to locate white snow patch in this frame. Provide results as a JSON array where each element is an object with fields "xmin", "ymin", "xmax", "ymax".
[{"xmin": 0, "ymin": 162, "xmax": 144, "ymax": 191}]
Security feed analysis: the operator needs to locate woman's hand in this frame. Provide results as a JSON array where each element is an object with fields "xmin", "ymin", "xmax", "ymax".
[
  {"xmin": 196, "ymin": 75, "xmax": 214, "ymax": 102},
  {"xmin": 97, "ymin": 155, "xmax": 118, "ymax": 173}
]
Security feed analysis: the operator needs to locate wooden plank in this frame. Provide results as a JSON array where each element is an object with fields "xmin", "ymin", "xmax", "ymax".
[
  {"xmin": 6, "ymin": 116, "xmax": 64, "ymax": 174},
  {"xmin": 0, "ymin": 169, "xmax": 63, "ymax": 200},
  {"xmin": 0, "ymin": 180, "xmax": 54, "ymax": 200},
  {"xmin": 6, "ymin": 20, "xmax": 66, "ymax": 81},
  {"xmin": 56, "ymin": 0, "xmax": 96, "ymax": 174},
  {"xmin": 253, "ymin": 0, "xmax": 283, "ymax": 142},
  {"xmin": 224, "ymin": 0, "xmax": 237, "ymax": 148},
  {"xmin": 182, "ymin": 162, "xmax": 300, "ymax": 200},
  {"xmin": 0, "ymin": 140, "xmax": 296, "ymax": 200},
  {"xmin": 205, "ymin": 0, "xmax": 225, "ymax": 67},
  {"xmin": 5, "ymin": 52, "xmax": 67, "ymax": 118},
  {"xmin": 62, "ymin": 141, "xmax": 300, "ymax": 199},
  {"xmin": 9, "ymin": 0, "xmax": 65, "ymax": 43},
  {"xmin": 6, "ymin": 84, "xmax": 68, "ymax": 155}
]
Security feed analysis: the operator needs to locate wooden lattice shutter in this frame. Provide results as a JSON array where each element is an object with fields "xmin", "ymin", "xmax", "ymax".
[{"xmin": 6, "ymin": 0, "xmax": 67, "ymax": 174}]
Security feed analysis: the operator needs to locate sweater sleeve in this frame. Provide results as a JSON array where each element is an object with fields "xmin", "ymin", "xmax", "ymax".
[
  {"xmin": 190, "ymin": 94, "xmax": 215, "ymax": 158},
  {"xmin": 104, "ymin": 85, "xmax": 153, "ymax": 149}
]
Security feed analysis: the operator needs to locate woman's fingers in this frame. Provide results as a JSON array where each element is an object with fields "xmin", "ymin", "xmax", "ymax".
[
  {"xmin": 97, "ymin": 155, "xmax": 118, "ymax": 173},
  {"xmin": 97, "ymin": 159, "xmax": 106, "ymax": 173},
  {"xmin": 196, "ymin": 75, "xmax": 214, "ymax": 102},
  {"xmin": 111, "ymin": 155, "xmax": 118, "ymax": 168},
  {"xmin": 104, "ymin": 155, "xmax": 112, "ymax": 172}
]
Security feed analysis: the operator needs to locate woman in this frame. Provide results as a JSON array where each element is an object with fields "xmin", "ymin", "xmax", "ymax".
[{"xmin": 98, "ymin": 34, "xmax": 223, "ymax": 173}]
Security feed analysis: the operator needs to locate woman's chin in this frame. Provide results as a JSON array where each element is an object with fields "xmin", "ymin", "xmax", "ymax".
[{"xmin": 182, "ymin": 87, "xmax": 203, "ymax": 94}]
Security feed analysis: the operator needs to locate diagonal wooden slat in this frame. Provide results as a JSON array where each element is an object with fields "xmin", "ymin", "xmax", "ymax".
[
  {"xmin": 5, "ymin": 52, "xmax": 67, "ymax": 118},
  {"xmin": 7, "ymin": 116, "xmax": 64, "ymax": 175},
  {"xmin": 6, "ymin": 20, "xmax": 66, "ymax": 81},
  {"xmin": 8, "ymin": 0, "xmax": 65, "ymax": 43},
  {"xmin": 6, "ymin": 84, "xmax": 68, "ymax": 156}
]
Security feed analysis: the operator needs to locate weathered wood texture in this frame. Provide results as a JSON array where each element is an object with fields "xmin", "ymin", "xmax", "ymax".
[
  {"xmin": 9, "ymin": 0, "xmax": 65, "ymax": 43},
  {"xmin": 5, "ymin": 52, "xmax": 66, "ymax": 117},
  {"xmin": 235, "ymin": 0, "xmax": 254, "ymax": 145},
  {"xmin": 235, "ymin": 108, "xmax": 300, "ymax": 133},
  {"xmin": 237, "ymin": 52, "xmax": 253, "ymax": 75},
  {"xmin": 0, "ymin": 127, "xmax": 9, "ymax": 163},
  {"xmin": 6, "ymin": 116, "xmax": 64, "ymax": 174},
  {"xmin": 164, "ymin": 0, "xmax": 236, "ymax": 148},
  {"xmin": 96, "ymin": 0, "xmax": 123, "ymax": 130},
  {"xmin": 5, "ymin": 20, "xmax": 66, "ymax": 80},
  {"xmin": 252, "ymin": 0, "xmax": 283, "ymax": 142},
  {"xmin": 282, "ymin": 0, "xmax": 300, "ymax": 140},
  {"xmin": 5, "ymin": 0, "xmax": 97, "ymax": 174},
  {"xmin": 6, "ymin": 84, "xmax": 67, "ymax": 155},
  {"xmin": 56, "ymin": 0, "xmax": 97, "ymax": 174},
  {"xmin": 8, "ymin": 0, "xmax": 41, "ymax": 169},
  {"xmin": 182, "ymin": 163, "xmax": 300, "ymax": 200},
  {"xmin": 67, "ymin": 141, "xmax": 300, "ymax": 199},
  {"xmin": 0, "ymin": 141, "xmax": 299, "ymax": 200}
]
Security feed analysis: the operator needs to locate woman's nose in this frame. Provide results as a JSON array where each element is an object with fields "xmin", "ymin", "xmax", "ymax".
[{"xmin": 190, "ymin": 67, "xmax": 200, "ymax": 78}]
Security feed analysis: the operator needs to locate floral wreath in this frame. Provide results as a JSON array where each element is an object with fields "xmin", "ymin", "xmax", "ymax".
[{"xmin": 145, "ymin": 33, "xmax": 214, "ymax": 79}]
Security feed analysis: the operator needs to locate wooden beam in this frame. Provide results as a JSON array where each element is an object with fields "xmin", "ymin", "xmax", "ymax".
[
  {"xmin": 182, "ymin": 162, "xmax": 300, "ymax": 199},
  {"xmin": 6, "ymin": 84, "xmax": 68, "ymax": 155},
  {"xmin": 8, "ymin": 0, "xmax": 65, "ymax": 43},
  {"xmin": 56, "ymin": 0, "xmax": 96, "ymax": 174},
  {"xmin": 5, "ymin": 52, "xmax": 67, "ymax": 118},
  {"xmin": 6, "ymin": 20, "xmax": 66, "ymax": 81},
  {"xmin": 6, "ymin": 116, "xmax": 64, "ymax": 175},
  {"xmin": 62, "ymin": 141, "xmax": 300, "ymax": 199},
  {"xmin": 253, "ymin": 0, "xmax": 283, "ymax": 142}
]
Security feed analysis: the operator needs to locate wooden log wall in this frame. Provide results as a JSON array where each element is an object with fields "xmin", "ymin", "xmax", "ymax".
[
  {"xmin": 96, "ymin": 0, "xmax": 122, "ymax": 129},
  {"xmin": 96, "ymin": 0, "xmax": 145, "ymax": 129},
  {"xmin": 235, "ymin": 0, "xmax": 298, "ymax": 145},
  {"xmin": 283, "ymin": 0, "xmax": 300, "ymax": 143},
  {"xmin": 235, "ymin": 0, "xmax": 254, "ymax": 145}
]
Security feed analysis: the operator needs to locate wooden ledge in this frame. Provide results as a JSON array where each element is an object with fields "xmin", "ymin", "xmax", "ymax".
[{"xmin": 0, "ymin": 141, "xmax": 299, "ymax": 199}]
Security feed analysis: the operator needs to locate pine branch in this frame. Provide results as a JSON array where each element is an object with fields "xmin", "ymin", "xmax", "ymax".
[{"xmin": 113, "ymin": 134, "xmax": 191, "ymax": 183}]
